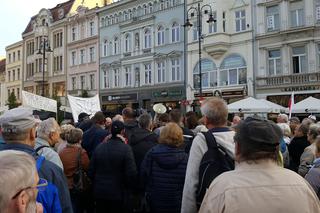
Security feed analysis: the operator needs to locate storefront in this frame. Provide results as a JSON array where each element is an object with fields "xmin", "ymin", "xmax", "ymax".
[{"xmin": 101, "ymin": 93, "xmax": 139, "ymax": 114}]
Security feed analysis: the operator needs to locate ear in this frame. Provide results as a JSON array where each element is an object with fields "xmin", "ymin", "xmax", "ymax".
[{"xmin": 17, "ymin": 190, "xmax": 29, "ymax": 213}]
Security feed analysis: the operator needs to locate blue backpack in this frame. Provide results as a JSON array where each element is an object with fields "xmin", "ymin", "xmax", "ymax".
[{"xmin": 36, "ymin": 156, "xmax": 62, "ymax": 213}]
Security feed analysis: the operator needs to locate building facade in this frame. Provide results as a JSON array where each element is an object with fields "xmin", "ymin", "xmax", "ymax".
[
  {"xmin": 0, "ymin": 59, "xmax": 6, "ymax": 108},
  {"xmin": 98, "ymin": 0, "xmax": 185, "ymax": 112},
  {"xmin": 5, "ymin": 41, "xmax": 23, "ymax": 104},
  {"xmin": 254, "ymin": 0, "xmax": 320, "ymax": 106},
  {"xmin": 66, "ymin": 6, "xmax": 99, "ymax": 97},
  {"xmin": 186, "ymin": 0, "xmax": 254, "ymax": 108}
]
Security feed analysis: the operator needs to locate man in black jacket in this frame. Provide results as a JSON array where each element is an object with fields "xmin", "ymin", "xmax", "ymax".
[
  {"xmin": 0, "ymin": 107, "xmax": 72, "ymax": 213},
  {"xmin": 122, "ymin": 107, "xmax": 139, "ymax": 144}
]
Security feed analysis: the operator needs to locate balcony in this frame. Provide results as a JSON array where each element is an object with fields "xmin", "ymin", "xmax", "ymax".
[
  {"xmin": 256, "ymin": 72, "xmax": 320, "ymax": 89},
  {"xmin": 33, "ymin": 71, "xmax": 49, "ymax": 82}
]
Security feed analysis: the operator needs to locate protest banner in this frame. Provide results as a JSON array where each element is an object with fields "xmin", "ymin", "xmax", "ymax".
[{"xmin": 22, "ymin": 90, "xmax": 57, "ymax": 113}]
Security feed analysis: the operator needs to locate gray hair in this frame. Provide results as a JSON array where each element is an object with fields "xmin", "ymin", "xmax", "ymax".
[
  {"xmin": 308, "ymin": 124, "xmax": 320, "ymax": 140},
  {"xmin": 277, "ymin": 123, "xmax": 291, "ymax": 137},
  {"xmin": 37, "ymin": 118, "xmax": 60, "ymax": 139},
  {"xmin": 138, "ymin": 113, "xmax": 152, "ymax": 129},
  {"xmin": 66, "ymin": 128, "xmax": 83, "ymax": 144},
  {"xmin": 60, "ymin": 124, "xmax": 75, "ymax": 140},
  {"xmin": 200, "ymin": 97, "xmax": 228, "ymax": 126},
  {"xmin": 112, "ymin": 114, "xmax": 124, "ymax": 123},
  {"xmin": 278, "ymin": 114, "xmax": 288, "ymax": 123},
  {"xmin": 0, "ymin": 150, "xmax": 36, "ymax": 211}
]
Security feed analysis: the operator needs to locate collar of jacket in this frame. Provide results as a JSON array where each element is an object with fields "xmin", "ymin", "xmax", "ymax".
[
  {"xmin": 36, "ymin": 137, "xmax": 51, "ymax": 147},
  {"xmin": 236, "ymin": 159, "xmax": 279, "ymax": 171},
  {"xmin": 209, "ymin": 127, "xmax": 231, "ymax": 133},
  {"xmin": 1, "ymin": 143, "xmax": 37, "ymax": 157}
]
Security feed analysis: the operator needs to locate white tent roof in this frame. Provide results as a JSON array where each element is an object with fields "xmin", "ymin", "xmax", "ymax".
[
  {"xmin": 228, "ymin": 97, "xmax": 273, "ymax": 113},
  {"xmin": 259, "ymin": 99, "xmax": 286, "ymax": 113},
  {"xmin": 291, "ymin": 97, "xmax": 320, "ymax": 113}
]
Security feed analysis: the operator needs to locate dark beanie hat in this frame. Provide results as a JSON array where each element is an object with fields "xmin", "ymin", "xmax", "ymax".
[{"xmin": 111, "ymin": 120, "xmax": 124, "ymax": 136}]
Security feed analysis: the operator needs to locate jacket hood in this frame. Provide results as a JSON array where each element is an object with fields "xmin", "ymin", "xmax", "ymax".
[
  {"xmin": 130, "ymin": 128, "xmax": 155, "ymax": 145},
  {"xmin": 151, "ymin": 144, "xmax": 187, "ymax": 170}
]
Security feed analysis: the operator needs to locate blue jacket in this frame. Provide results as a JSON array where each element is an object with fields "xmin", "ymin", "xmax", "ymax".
[
  {"xmin": 0, "ymin": 143, "xmax": 73, "ymax": 213},
  {"xmin": 82, "ymin": 124, "xmax": 109, "ymax": 158},
  {"xmin": 141, "ymin": 144, "xmax": 188, "ymax": 213}
]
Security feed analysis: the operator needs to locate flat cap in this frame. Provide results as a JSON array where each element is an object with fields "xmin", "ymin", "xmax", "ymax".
[{"xmin": 0, "ymin": 107, "xmax": 36, "ymax": 133}]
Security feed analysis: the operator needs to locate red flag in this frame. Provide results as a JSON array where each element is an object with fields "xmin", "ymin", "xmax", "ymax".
[{"xmin": 288, "ymin": 92, "xmax": 294, "ymax": 119}]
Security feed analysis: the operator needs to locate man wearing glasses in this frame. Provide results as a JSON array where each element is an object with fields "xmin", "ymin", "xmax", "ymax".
[
  {"xmin": 0, "ymin": 107, "xmax": 72, "ymax": 213},
  {"xmin": 0, "ymin": 150, "xmax": 45, "ymax": 213}
]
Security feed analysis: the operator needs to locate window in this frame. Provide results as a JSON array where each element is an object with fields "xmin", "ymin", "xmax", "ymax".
[
  {"xmin": 90, "ymin": 74, "xmax": 95, "ymax": 90},
  {"xmin": 290, "ymin": 1, "xmax": 304, "ymax": 27},
  {"xmin": 171, "ymin": 58, "xmax": 180, "ymax": 81},
  {"xmin": 17, "ymin": 88, "xmax": 20, "ymax": 100},
  {"xmin": 193, "ymin": 21, "xmax": 198, "ymax": 41},
  {"xmin": 235, "ymin": 10, "xmax": 246, "ymax": 32},
  {"xmin": 27, "ymin": 41, "xmax": 34, "ymax": 56},
  {"xmin": 103, "ymin": 40, "xmax": 108, "ymax": 56},
  {"xmin": 208, "ymin": 12, "xmax": 217, "ymax": 33},
  {"xmin": 266, "ymin": 5, "xmax": 280, "ymax": 31},
  {"xmin": 157, "ymin": 26, "xmax": 165, "ymax": 46},
  {"xmin": 17, "ymin": 68, "xmax": 20, "ymax": 80},
  {"xmin": 157, "ymin": 61, "xmax": 165, "ymax": 83},
  {"xmin": 71, "ymin": 27, "xmax": 76, "ymax": 41},
  {"xmin": 72, "ymin": 77, "xmax": 76, "ymax": 90},
  {"xmin": 135, "ymin": 33, "xmax": 140, "ymax": 49},
  {"xmin": 12, "ymin": 70, "xmax": 15, "ymax": 81},
  {"xmin": 13, "ymin": 52, "xmax": 15, "ymax": 62},
  {"xmin": 114, "ymin": 69, "xmax": 120, "ymax": 87},
  {"xmin": 53, "ymin": 56, "xmax": 63, "ymax": 71},
  {"xmin": 144, "ymin": 63, "xmax": 152, "ymax": 84},
  {"xmin": 8, "ymin": 54, "xmax": 11, "ymax": 63},
  {"xmin": 103, "ymin": 70, "xmax": 110, "ymax": 88},
  {"xmin": 114, "ymin": 37, "xmax": 119, "ymax": 55},
  {"xmin": 125, "ymin": 67, "xmax": 132, "ymax": 86},
  {"xmin": 268, "ymin": 50, "xmax": 281, "ymax": 75},
  {"xmin": 144, "ymin": 29, "xmax": 151, "ymax": 48},
  {"xmin": 89, "ymin": 21, "xmax": 95, "ymax": 36},
  {"xmin": 223, "ymin": 11, "xmax": 226, "ymax": 32},
  {"xmin": 124, "ymin": 12, "xmax": 128, "ymax": 21},
  {"xmin": 316, "ymin": 5, "xmax": 320, "ymax": 21},
  {"xmin": 80, "ymin": 49, "xmax": 85, "ymax": 64},
  {"xmin": 144, "ymin": 5, "xmax": 148, "ymax": 15},
  {"xmin": 165, "ymin": 0, "xmax": 170, "ymax": 8},
  {"xmin": 318, "ymin": 44, "xmax": 320, "ymax": 67},
  {"xmin": 125, "ymin": 34, "xmax": 131, "ymax": 52},
  {"xmin": 53, "ymin": 32, "xmax": 63, "ymax": 48},
  {"xmin": 101, "ymin": 17, "xmax": 105, "ymax": 27},
  {"xmin": 193, "ymin": 59, "xmax": 217, "ymax": 89},
  {"xmin": 171, "ymin": 22, "xmax": 180, "ymax": 42},
  {"xmin": 89, "ymin": 47, "xmax": 95, "ymax": 62},
  {"xmin": 8, "ymin": 71, "xmax": 11, "ymax": 82},
  {"xmin": 160, "ymin": 1, "xmax": 164, "ymax": 10},
  {"xmin": 149, "ymin": 3, "xmax": 153, "ymax": 13},
  {"xmin": 18, "ymin": 50, "xmax": 20, "ymax": 60},
  {"xmin": 292, "ymin": 46, "xmax": 307, "ymax": 73},
  {"xmin": 80, "ymin": 76, "xmax": 86, "ymax": 90},
  {"xmin": 71, "ymin": 51, "xmax": 76, "ymax": 66},
  {"xmin": 219, "ymin": 54, "xmax": 247, "ymax": 86}
]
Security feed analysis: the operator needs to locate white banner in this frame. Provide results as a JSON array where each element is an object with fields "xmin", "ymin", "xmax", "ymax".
[
  {"xmin": 67, "ymin": 94, "xmax": 101, "ymax": 122},
  {"xmin": 22, "ymin": 90, "xmax": 57, "ymax": 113}
]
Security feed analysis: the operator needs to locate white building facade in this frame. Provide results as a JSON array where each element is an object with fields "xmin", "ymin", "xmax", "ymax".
[{"xmin": 254, "ymin": 0, "xmax": 320, "ymax": 106}]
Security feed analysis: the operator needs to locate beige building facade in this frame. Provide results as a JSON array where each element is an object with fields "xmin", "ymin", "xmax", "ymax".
[
  {"xmin": 5, "ymin": 41, "xmax": 23, "ymax": 103},
  {"xmin": 186, "ymin": 0, "xmax": 254, "ymax": 108},
  {"xmin": 254, "ymin": 0, "xmax": 320, "ymax": 106}
]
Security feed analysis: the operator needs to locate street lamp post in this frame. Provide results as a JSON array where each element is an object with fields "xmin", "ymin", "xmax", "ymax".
[
  {"xmin": 37, "ymin": 37, "xmax": 52, "ymax": 97},
  {"xmin": 184, "ymin": 3, "xmax": 215, "ymax": 97}
]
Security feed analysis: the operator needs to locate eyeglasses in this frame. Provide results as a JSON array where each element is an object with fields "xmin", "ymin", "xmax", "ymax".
[{"xmin": 11, "ymin": 178, "xmax": 48, "ymax": 200}]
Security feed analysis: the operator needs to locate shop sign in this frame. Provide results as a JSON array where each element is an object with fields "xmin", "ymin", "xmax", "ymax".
[
  {"xmin": 194, "ymin": 92, "xmax": 213, "ymax": 97},
  {"xmin": 102, "ymin": 93, "xmax": 137, "ymax": 102},
  {"xmin": 168, "ymin": 90, "xmax": 182, "ymax": 96},
  {"xmin": 281, "ymin": 86, "xmax": 320, "ymax": 92},
  {"xmin": 153, "ymin": 91, "xmax": 168, "ymax": 97},
  {"xmin": 221, "ymin": 90, "xmax": 243, "ymax": 97}
]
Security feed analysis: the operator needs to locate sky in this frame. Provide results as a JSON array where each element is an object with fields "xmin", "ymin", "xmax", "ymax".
[{"xmin": 0, "ymin": 0, "xmax": 64, "ymax": 57}]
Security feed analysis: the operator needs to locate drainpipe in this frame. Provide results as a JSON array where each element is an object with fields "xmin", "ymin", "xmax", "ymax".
[
  {"xmin": 251, "ymin": 0, "xmax": 257, "ymax": 98},
  {"xmin": 183, "ymin": 0, "xmax": 187, "ymax": 113}
]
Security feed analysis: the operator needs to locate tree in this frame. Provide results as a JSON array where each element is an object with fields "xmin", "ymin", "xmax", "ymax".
[{"xmin": 6, "ymin": 91, "xmax": 20, "ymax": 109}]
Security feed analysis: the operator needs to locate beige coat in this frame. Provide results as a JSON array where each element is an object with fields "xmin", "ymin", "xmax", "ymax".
[
  {"xmin": 199, "ymin": 160, "xmax": 320, "ymax": 213},
  {"xmin": 299, "ymin": 143, "xmax": 317, "ymax": 177}
]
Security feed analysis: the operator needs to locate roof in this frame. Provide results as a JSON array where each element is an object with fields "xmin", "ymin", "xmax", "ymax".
[{"xmin": 22, "ymin": 0, "xmax": 75, "ymax": 35}]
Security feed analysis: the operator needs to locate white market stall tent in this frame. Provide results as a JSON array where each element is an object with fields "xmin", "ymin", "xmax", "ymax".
[
  {"xmin": 228, "ymin": 97, "xmax": 272, "ymax": 113},
  {"xmin": 259, "ymin": 99, "xmax": 286, "ymax": 113},
  {"xmin": 291, "ymin": 97, "xmax": 320, "ymax": 113}
]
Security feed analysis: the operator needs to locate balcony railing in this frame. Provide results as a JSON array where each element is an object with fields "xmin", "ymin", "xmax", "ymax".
[
  {"xmin": 256, "ymin": 72, "xmax": 320, "ymax": 88},
  {"xmin": 33, "ymin": 71, "xmax": 49, "ymax": 82}
]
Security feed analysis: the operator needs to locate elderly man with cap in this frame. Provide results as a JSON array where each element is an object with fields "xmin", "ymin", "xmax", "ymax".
[
  {"xmin": 199, "ymin": 117, "xmax": 320, "ymax": 213},
  {"xmin": 0, "ymin": 107, "xmax": 72, "ymax": 213}
]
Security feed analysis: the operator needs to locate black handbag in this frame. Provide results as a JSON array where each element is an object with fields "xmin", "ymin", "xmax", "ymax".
[{"xmin": 72, "ymin": 147, "xmax": 91, "ymax": 193}]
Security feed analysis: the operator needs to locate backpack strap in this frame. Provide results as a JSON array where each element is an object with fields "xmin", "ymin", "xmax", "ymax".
[
  {"xmin": 35, "ymin": 145, "xmax": 50, "ymax": 153},
  {"xmin": 202, "ymin": 130, "xmax": 218, "ymax": 150},
  {"xmin": 36, "ymin": 156, "xmax": 45, "ymax": 171}
]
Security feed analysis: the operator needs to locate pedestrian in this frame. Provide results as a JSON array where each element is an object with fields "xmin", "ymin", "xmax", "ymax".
[
  {"xmin": 289, "ymin": 117, "xmax": 300, "ymax": 137},
  {"xmin": 153, "ymin": 113, "xmax": 169, "ymax": 135},
  {"xmin": 181, "ymin": 97, "xmax": 235, "ymax": 213},
  {"xmin": 305, "ymin": 135, "xmax": 320, "ymax": 199},
  {"xmin": 82, "ymin": 111, "xmax": 109, "ymax": 158},
  {"xmin": 199, "ymin": 116, "xmax": 320, "ymax": 213},
  {"xmin": 277, "ymin": 113, "xmax": 289, "ymax": 124},
  {"xmin": 141, "ymin": 122, "xmax": 188, "ymax": 213},
  {"xmin": 59, "ymin": 128, "xmax": 90, "ymax": 213},
  {"xmin": 89, "ymin": 120, "xmax": 137, "ymax": 213},
  {"xmin": 122, "ymin": 107, "xmax": 139, "ymax": 144},
  {"xmin": 76, "ymin": 112, "xmax": 93, "ymax": 132},
  {"xmin": 0, "ymin": 150, "xmax": 44, "ymax": 213},
  {"xmin": 35, "ymin": 118, "xmax": 64, "ymax": 170},
  {"xmin": 56, "ymin": 124, "xmax": 75, "ymax": 154},
  {"xmin": 0, "ymin": 107, "xmax": 72, "ymax": 212},
  {"xmin": 184, "ymin": 111, "xmax": 198, "ymax": 133},
  {"xmin": 299, "ymin": 123, "xmax": 320, "ymax": 177}
]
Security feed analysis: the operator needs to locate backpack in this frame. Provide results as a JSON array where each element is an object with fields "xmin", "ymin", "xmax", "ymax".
[
  {"xmin": 72, "ymin": 148, "xmax": 91, "ymax": 193},
  {"xmin": 196, "ymin": 130, "xmax": 234, "ymax": 208},
  {"xmin": 36, "ymin": 156, "xmax": 62, "ymax": 213}
]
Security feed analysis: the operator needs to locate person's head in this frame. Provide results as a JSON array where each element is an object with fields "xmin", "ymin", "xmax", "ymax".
[
  {"xmin": 307, "ymin": 124, "xmax": 320, "ymax": 143},
  {"xmin": 66, "ymin": 128, "xmax": 83, "ymax": 144},
  {"xmin": 277, "ymin": 114, "xmax": 288, "ymax": 123},
  {"xmin": 315, "ymin": 136, "xmax": 320, "ymax": 158},
  {"xmin": 111, "ymin": 120, "xmax": 125, "ymax": 137},
  {"xmin": 158, "ymin": 113, "xmax": 169, "ymax": 126},
  {"xmin": 37, "ymin": 118, "xmax": 60, "ymax": 146},
  {"xmin": 91, "ymin": 111, "xmax": 106, "ymax": 126},
  {"xmin": 0, "ymin": 150, "xmax": 41, "ymax": 213},
  {"xmin": 138, "ymin": 113, "xmax": 152, "ymax": 130},
  {"xmin": 112, "ymin": 114, "xmax": 124, "ymax": 123},
  {"xmin": 234, "ymin": 117, "xmax": 282, "ymax": 163},
  {"xmin": 122, "ymin": 107, "xmax": 135, "ymax": 122},
  {"xmin": 105, "ymin": 117, "xmax": 112, "ymax": 129},
  {"xmin": 289, "ymin": 117, "xmax": 300, "ymax": 135},
  {"xmin": 0, "ymin": 107, "xmax": 37, "ymax": 147},
  {"xmin": 159, "ymin": 122, "xmax": 184, "ymax": 148},
  {"xmin": 232, "ymin": 115, "xmax": 241, "ymax": 125},
  {"xmin": 78, "ymin": 112, "xmax": 90, "ymax": 123},
  {"xmin": 169, "ymin": 109, "xmax": 182, "ymax": 125},
  {"xmin": 295, "ymin": 121, "xmax": 312, "ymax": 137},
  {"xmin": 60, "ymin": 124, "xmax": 75, "ymax": 141},
  {"xmin": 200, "ymin": 97, "xmax": 228, "ymax": 127},
  {"xmin": 184, "ymin": 111, "xmax": 198, "ymax": 130},
  {"xmin": 277, "ymin": 123, "xmax": 291, "ymax": 138},
  {"xmin": 308, "ymin": 115, "xmax": 317, "ymax": 123}
]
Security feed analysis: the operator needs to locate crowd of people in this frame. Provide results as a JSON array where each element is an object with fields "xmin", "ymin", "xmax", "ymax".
[{"xmin": 0, "ymin": 97, "xmax": 320, "ymax": 213}]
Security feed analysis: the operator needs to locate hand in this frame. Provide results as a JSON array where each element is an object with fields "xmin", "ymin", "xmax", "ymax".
[{"xmin": 36, "ymin": 202, "xmax": 43, "ymax": 213}]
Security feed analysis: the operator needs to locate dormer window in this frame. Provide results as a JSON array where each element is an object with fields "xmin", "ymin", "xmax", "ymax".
[{"xmin": 42, "ymin": 19, "xmax": 46, "ymax": 26}]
